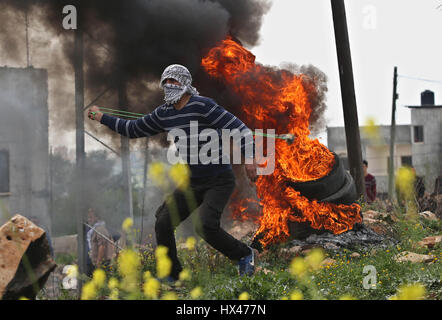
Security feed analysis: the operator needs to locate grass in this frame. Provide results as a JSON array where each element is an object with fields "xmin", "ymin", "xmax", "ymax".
[
  {"xmin": 40, "ymin": 201, "xmax": 441, "ymax": 301},
  {"xmin": 171, "ymin": 219, "xmax": 441, "ymax": 300}
]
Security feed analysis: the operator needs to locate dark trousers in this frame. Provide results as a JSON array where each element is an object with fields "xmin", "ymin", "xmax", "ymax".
[{"xmin": 155, "ymin": 169, "xmax": 250, "ymax": 279}]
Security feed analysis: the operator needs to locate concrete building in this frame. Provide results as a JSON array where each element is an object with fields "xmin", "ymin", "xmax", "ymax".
[
  {"xmin": 407, "ymin": 90, "xmax": 442, "ymax": 192},
  {"xmin": 327, "ymin": 90, "xmax": 441, "ymax": 198},
  {"xmin": 0, "ymin": 67, "xmax": 50, "ymax": 230}
]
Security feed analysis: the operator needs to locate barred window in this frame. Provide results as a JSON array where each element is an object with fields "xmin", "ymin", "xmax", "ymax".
[{"xmin": 413, "ymin": 126, "xmax": 424, "ymax": 143}]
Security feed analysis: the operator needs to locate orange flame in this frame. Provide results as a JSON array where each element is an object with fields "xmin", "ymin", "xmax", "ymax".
[{"xmin": 202, "ymin": 37, "xmax": 361, "ymax": 248}]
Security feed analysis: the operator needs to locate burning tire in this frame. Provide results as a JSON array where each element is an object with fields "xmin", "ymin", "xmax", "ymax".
[
  {"xmin": 251, "ymin": 154, "xmax": 359, "ymax": 251},
  {"xmin": 319, "ymin": 171, "xmax": 357, "ymax": 205},
  {"xmin": 288, "ymin": 152, "xmax": 346, "ymax": 201}
]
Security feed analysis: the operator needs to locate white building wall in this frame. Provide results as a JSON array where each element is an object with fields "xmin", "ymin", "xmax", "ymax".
[
  {"xmin": 0, "ymin": 67, "xmax": 49, "ymax": 230},
  {"xmin": 411, "ymin": 107, "xmax": 442, "ymax": 192}
]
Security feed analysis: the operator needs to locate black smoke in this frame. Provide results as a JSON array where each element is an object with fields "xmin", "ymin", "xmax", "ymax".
[{"xmin": 0, "ymin": 0, "xmax": 327, "ymax": 143}]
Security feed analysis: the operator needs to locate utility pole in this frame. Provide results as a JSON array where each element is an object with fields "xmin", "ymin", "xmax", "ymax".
[
  {"xmin": 24, "ymin": 5, "xmax": 30, "ymax": 67},
  {"xmin": 118, "ymin": 78, "xmax": 134, "ymax": 221},
  {"xmin": 140, "ymin": 139, "xmax": 149, "ymax": 245},
  {"xmin": 388, "ymin": 67, "xmax": 398, "ymax": 201},
  {"xmin": 74, "ymin": 6, "xmax": 87, "ymax": 296},
  {"xmin": 331, "ymin": 0, "xmax": 365, "ymax": 199}
]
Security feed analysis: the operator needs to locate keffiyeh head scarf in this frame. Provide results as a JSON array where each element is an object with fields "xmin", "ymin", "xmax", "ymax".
[{"xmin": 159, "ymin": 64, "xmax": 199, "ymax": 104}]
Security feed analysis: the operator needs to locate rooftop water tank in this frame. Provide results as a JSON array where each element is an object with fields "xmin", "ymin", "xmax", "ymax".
[{"xmin": 421, "ymin": 90, "xmax": 435, "ymax": 105}]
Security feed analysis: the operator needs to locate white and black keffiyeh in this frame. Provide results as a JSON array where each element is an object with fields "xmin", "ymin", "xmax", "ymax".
[{"xmin": 159, "ymin": 64, "xmax": 199, "ymax": 104}]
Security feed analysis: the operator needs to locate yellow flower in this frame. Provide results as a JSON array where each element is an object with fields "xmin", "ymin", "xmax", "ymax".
[
  {"xmin": 238, "ymin": 292, "xmax": 250, "ymax": 300},
  {"xmin": 290, "ymin": 290, "xmax": 303, "ymax": 300},
  {"xmin": 395, "ymin": 167, "xmax": 415, "ymax": 199},
  {"xmin": 190, "ymin": 287, "xmax": 203, "ymax": 299},
  {"xmin": 118, "ymin": 249, "xmax": 141, "ymax": 277},
  {"xmin": 92, "ymin": 269, "xmax": 106, "ymax": 288},
  {"xmin": 154, "ymin": 245, "xmax": 172, "ymax": 278},
  {"xmin": 109, "ymin": 288, "xmax": 119, "ymax": 300},
  {"xmin": 122, "ymin": 217, "xmax": 133, "ymax": 233},
  {"xmin": 395, "ymin": 284, "xmax": 426, "ymax": 300},
  {"xmin": 143, "ymin": 271, "xmax": 152, "ymax": 281},
  {"xmin": 143, "ymin": 278, "xmax": 160, "ymax": 299},
  {"xmin": 108, "ymin": 277, "xmax": 119, "ymax": 290},
  {"xmin": 305, "ymin": 248, "xmax": 325, "ymax": 270},
  {"xmin": 81, "ymin": 281, "xmax": 97, "ymax": 300},
  {"xmin": 66, "ymin": 265, "xmax": 79, "ymax": 278},
  {"xmin": 155, "ymin": 245, "xmax": 169, "ymax": 258},
  {"xmin": 339, "ymin": 294, "xmax": 356, "ymax": 300},
  {"xmin": 19, "ymin": 296, "xmax": 29, "ymax": 300},
  {"xmin": 149, "ymin": 162, "xmax": 168, "ymax": 188},
  {"xmin": 290, "ymin": 257, "xmax": 307, "ymax": 278},
  {"xmin": 157, "ymin": 255, "xmax": 172, "ymax": 279},
  {"xmin": 179, "ymin": 269, "xmax": 191, "ymax": 281},
  {"xmin": 169, "ymin": 163, "xmax": 190, "ymax": 190},
  {"xmin": 186, "ymin": 236, "xmax": 196, "ymax": 250},
  {"xmin": 281, "ymin": 296, "xmax": 289, "ymax": 300},
  {"xmin": 362, "ymin": 117, "xmax": 382, "ymax": 145},
  {"xmin": 161, "ymin": 292, "xmax": 178, "ymax": 300}
]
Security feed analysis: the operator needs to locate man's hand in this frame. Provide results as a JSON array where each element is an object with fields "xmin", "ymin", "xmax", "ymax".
[
  {"xmin": 245, "ymin": 159, "xmax": 258, "ymax": 183},
  {"xmin": 87, "ymin": 105, "xmax": 103, "ymax": 122}
]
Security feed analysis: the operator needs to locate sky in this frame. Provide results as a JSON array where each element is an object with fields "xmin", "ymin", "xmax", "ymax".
[{"xmin": 252, "ymin": 0, "xmax": 442, "ymax": 137}]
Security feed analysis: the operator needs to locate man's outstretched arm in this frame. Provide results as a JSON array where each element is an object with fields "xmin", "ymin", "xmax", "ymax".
[{"xmin": 87, "ymin": 105, "xmax": 164, "ymax": 138}]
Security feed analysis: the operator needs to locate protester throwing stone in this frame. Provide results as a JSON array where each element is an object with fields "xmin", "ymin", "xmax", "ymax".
[{"xmin": 87, "ymin": 64, "xmax": 259, "ymax": 281}]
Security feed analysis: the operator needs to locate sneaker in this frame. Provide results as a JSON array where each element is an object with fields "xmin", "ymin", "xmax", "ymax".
[
  {"xmin": 238, "ymin": 247, "xmax": 257, "ymax": 277},
  {"xmin": 157, "ymin": 276, "xmax": 177, "ymax": 286}
]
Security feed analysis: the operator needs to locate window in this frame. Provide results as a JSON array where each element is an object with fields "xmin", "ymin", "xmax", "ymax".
[
  {"xmin": 401, "ymin": 156, "xmax": 412, "ymax": 167},
  {"xmin": 0, "ymin": 150, "xmax": 9, "ymax": 193},
  {"xmin": 414, "ymin": 126, "xmax": 424, "ymax": 143}
]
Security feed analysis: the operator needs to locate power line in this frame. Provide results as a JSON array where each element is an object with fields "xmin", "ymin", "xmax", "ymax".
[{"xmin": 398, "ymin": 74, "xmax": 442, "ymax": 85}]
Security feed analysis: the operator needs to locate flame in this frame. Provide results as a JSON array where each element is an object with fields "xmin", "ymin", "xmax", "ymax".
[{"xmin": 202, "ymin": 37, "xmax": 361, "ymax": 248}]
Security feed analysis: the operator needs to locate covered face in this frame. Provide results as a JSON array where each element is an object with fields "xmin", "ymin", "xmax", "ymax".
[{"xmin": 159, "ymin": 64, "xmax": 199, "ymax": 104}]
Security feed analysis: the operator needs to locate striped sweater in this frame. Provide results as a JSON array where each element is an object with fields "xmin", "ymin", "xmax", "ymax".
[{"xmin": 100, "ymin": 95, "xmax": 255, "ymax": 178}]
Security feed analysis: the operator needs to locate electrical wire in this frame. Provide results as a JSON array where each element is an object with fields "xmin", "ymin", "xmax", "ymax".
[{"xmin": 398, "ymin": 74, "xmax": 442, "ymax": 85}]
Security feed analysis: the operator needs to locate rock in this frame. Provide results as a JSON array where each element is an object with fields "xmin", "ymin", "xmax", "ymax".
[
  {"xmin": 366, "ymin": 222, "xmax": 393, "ymax": 236},
  {"xmin": 228, "ymin": 220, "xmax": 256, "ymax": 240},
  {"xmin": 0, "ymin": 214, "xmax": 56, "ymax": 300},
  {"xmin": 363, "ymin": 210, "xmax": 389, "ymax": 220},
  {"xmin": 418, "ymin": 211, "xmax": 438, "ymax": 221},
  {"xmin": 350, "ymin": 252, "xmax": 361, "ymax": 258},
  {"xmin": 256, "ymin": 266, "xmax": 274, "ymax": 275},
  {"xmin": 363, "ymin": 210, "xmax": 382, "ymax": 220},
  {"xmin": 279, "ymin": 246, "xmax": 302, "ymax": 260},
  {"xmin": 362, "ymin": 216, "xmax": 394, "ymax": 236},
  {"xmin": 323, "ymin": 242, "xmax": 340, "ymax": 250},
  {"xmin": 417, "ymin": 235, "xmax": 442, "ymax": 249},
  {"xmin": 289, "ymin": 246, "xmax": 303, "ymax": 254},
  {"xmin": 320, "ymin": 258, "xmax": 336, "ymax": 267},
  {"xmin": 363, "ymin": 217, "xmax": 379, "ymax": 225},
  {"xmin": 394, "ymin": 251, "xmax": 434, "ymax": 263},
  {"xmin": 280, "ymin": 245, "xmax": 302, "ymax": 255}
]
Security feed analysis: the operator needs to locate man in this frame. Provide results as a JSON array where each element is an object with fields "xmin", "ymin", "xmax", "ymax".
[
  {"xmin": 86, "ymin": 208, "xmax": 116, "ymax": 274},
  {"xmin": 88, "ymin": 64, "xmax": 258, "ymax": 280},
  {"xmin": 363, "ymin": 160, "xmax": 376, "ymax": 203}
]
